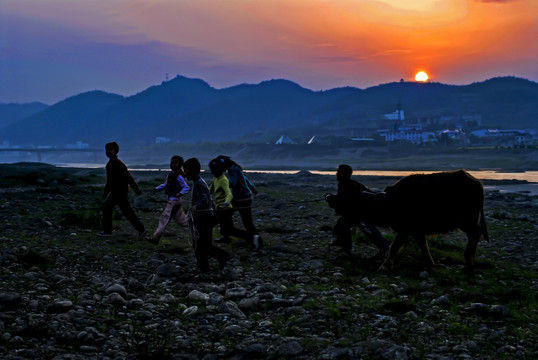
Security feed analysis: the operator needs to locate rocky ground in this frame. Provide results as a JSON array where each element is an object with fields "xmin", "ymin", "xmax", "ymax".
[{"xmin": 0, "ymin": 163, "xmax": 536, "ymax": 359}]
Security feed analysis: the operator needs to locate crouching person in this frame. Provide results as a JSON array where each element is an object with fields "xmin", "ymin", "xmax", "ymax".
[{"xmin": 183, "ymin": 158, "xmax": 229, "ymax": 272}]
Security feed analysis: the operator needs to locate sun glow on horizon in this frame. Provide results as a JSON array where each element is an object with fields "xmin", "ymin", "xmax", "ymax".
[{"xmin": 415, "ymin": 71, "xmax": 429, "ymax": 82}]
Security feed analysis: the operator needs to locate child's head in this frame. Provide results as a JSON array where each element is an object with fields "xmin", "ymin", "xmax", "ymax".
[
  {"xmin": 183, "ymin": 158, "xmax": 201, "ymax": 181},
  {"xmin": 170, "ymin": 155, "xmax": 184, "ymax": 171},
  {"xmin": 208, "ymin": 158, "xmax": 224, "ymax": 177},
  {"xmin": 215, "ymin": 155, "xmax": 238, "ymax": 170},
  {"xmin": 105, "ymin": 142, "xmax": 119, "ymax": 158}
]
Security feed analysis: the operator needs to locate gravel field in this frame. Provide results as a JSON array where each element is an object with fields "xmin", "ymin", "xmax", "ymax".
[{"xmin": 0, "ymin": 163, "xmax": 536, "ymax": 359}]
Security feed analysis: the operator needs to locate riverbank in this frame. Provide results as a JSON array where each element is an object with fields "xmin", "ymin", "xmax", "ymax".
[
  {"xmin": 0, "ymin": 163, "xmax": 537, "ymax": 359},
  {"xmin": 2, "ymin": 145, "xmax": 538, "ymax": 172}
]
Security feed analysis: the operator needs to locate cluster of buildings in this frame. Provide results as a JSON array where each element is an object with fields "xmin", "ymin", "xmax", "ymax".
[
  {"xmin": 275, "ymin": 109, "xmax": 537, "ymax": 148},
  {"xmin": 375, "ymin": 119, "xmax": 536, "ymax": 148},
  {"xmin": 375, "ymin": 109, "xmax": 537, "ymax": 147}
]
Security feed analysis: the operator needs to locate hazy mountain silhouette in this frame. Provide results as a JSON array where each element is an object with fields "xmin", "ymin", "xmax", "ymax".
[
  {"xmin": 0, "ymin": 102, "xmax": 48, "ymax": 130},
  {"xmin": 1, "ymin": 75, "xmax": 537, "ymax": 146}
]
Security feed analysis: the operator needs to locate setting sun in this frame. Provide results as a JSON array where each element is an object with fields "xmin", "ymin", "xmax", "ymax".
[{"xmin": 415, "ymin": 71, "xmax": 429, "ymax": 82}]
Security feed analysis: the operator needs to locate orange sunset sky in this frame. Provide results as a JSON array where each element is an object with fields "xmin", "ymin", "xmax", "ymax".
[{"xmin": 1, "ymin": 0, "xmax": 537, "ymax": 103}]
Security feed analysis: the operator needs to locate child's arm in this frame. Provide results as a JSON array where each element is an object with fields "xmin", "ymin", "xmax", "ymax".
[
  {"xmin": 245, "ymin": 177, "xmax": 257, "ymax": 195},
  {"xmin": 178, "ymin": 175, "xmax": 189, "ymax": 196},
  {"xmin": 222, "ymin": 177, "xmax": 233, "ymax": 206},
  {"xmin": 125, "ymin": 166, "xmax": 142, "ymax": 195},
  {"xmin": 228, "ymin": 167, "xmax": 240, "ymax": 187},
  {"xmin": 103, "ymin": 166, "xmax": 111, "ymax": 198},
  {"xmin": 154, "ymin": 180, "xmax": 167, "ymax": 191}
]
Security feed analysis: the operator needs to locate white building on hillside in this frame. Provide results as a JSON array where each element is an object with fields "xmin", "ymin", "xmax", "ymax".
[
  {"xmin": 383, "ymin": 109, "xmax": 405, "ymax": 121},
  {"xmin": 275, "ymin": 135, "xmax": 295, "ymax": 144}
]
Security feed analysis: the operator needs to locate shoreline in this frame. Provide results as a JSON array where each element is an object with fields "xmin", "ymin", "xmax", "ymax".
[{"xmin": 2, "ymin": 161, "xmax": 538, "ymax": 195}]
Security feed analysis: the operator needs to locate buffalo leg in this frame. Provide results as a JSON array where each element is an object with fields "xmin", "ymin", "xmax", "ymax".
[
  {"xmin": 378, "ymin": 232, "xmax": 407, "ymax": 271},
  {"xmin": 464, "ymin": 228, "xmax": 480, "ymax": 272},
  {"xmin": 415, "ymin": 234, "xmax": 435, "ymax": 267}
]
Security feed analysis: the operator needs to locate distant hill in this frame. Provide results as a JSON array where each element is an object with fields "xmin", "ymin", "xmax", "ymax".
[
  {"xmin": 1, "ymin": 75, "xmax": 537, "ymax": 147},
  {"xmin": 0, "ymin": 102, "xmax": 48, "ymax": 130}
]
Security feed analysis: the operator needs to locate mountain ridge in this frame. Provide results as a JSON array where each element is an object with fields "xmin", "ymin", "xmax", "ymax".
[{"xmin": 1, "ymin": 75, "xmax": 537, "ymax": 146}]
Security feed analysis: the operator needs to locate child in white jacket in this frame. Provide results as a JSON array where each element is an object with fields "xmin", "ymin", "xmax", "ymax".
[{"xmin": 149, "ymin": 155, "xmax": 189, "ymax": 244}]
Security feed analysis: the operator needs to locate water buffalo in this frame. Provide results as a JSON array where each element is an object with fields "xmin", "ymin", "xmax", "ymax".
[{"xmin": 357, "ymin": 170, "xmax": 489, "ymax": 271}]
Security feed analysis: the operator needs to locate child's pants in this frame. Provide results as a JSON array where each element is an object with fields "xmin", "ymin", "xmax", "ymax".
[
  {"xmin": 102, "ymin": 192, "xmax": 145, "ymax": 233},
  {"xmin": 231, "ymin": 197, "xmax": 259, "ymax": 237},
  {"xmin": 215, "ymin": 207, "xmax": 252, "ymax": 241},
  {"xmin": 194, "ymin": 216, "xmax": 228, "ymax": 271},
  {"xmin": 153, "ymin": 199, "xmax": 188, "ymax": 240}
]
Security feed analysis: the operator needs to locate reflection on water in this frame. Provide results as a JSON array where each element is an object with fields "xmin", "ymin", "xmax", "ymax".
[
  {"xmin": 58, "ymin": 163, "xmax": 538, "ymax": 183},
  {"xmin": 244, "ymin": 169, "xmax": 538, "ymax": 183}
]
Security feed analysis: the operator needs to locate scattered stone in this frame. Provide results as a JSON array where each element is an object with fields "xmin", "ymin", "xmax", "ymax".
[
  {"xmin": 159, "ymin": 293, "xmax": 177, "ymax": 304},
  {"xmin": 188, "ymin": 290, "xmax": 209, "ymax": 303},
  {"xmin": 0, "ymin": 292, "xmax": 22, "ymax": 309},
  {"xmin": 278, "ymin": 341, "xmax": 303, "ymax": 356},
  {"xmin": 127, "ymin": 298, "xmax": 144, "ymax": 309},
  {"xmin": 224, "ymin": 287, "xmax": 247, "ymax": 300},
  {"xmin": 183, "ymin": 306, "xmax": 199, "ymax": 316},
  {"xmin": 218, "ymin": 301, "xmax": 246, "ymax": 319},
  {"xmin": 431, "ymin": 295, "xmax": 450, "ymax": 307},
  {"xmin": 128, "ymin": 278, "xmax": 145, "ymax": 292},
  {"xmin": 46, "ymin": 299, "xmax": 73, "ymax": 313},
  {"xmin": 418, "ymin": 271, "xmax": 430, "ymax": 279},
  {"xmin": 489, "ymin": 304, "xmax": 510, "ymax": 317},
  {"xmin": 103, "ymin": 293, "xmax": 126, "ymax": 307},
  {"xmin": 105, "ymin": 284, "xmax": 128, "ymax": 298}
]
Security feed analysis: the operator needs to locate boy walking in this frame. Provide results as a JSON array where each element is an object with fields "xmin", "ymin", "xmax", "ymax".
[
  {"xmin": 148, "ymin": 155, "xmax": 189, "ymax": 244},
  {"xmin": 183, "ymin": 158, "xmax": 229, "ymax": 272},
  {"xmin": 98, "ymin": 142, "xmax": 147, "ymax": 240}
]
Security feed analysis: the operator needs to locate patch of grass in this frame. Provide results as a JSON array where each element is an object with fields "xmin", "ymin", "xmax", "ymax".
[
  {"xmin": 263, "ymin": 226, "xmax": 295, "ymax": 234},
  {"xmin": 60, "ymin": 209, "xmax": 101, "ymax": 228}
]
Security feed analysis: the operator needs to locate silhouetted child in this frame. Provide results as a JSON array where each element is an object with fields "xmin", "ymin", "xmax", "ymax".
[
  {"xmin": 209, "ymin": 157, "xmax": 252, "ymax": 245},
  {"xmin": 148, "ymin": 155, "xmax": 189, "ymax": 245},
  {"xmin": 98, "ymin": 142, "xmax": 147, "ymax": 240},
  {"xmin": 325, "ymin": 164, "xmax": 389, "ymax": 259},
  {"xmin": 215, "ymin": 155, "xmax": 262, "ymax": 250},
  {"xmin": 183, "ymin": 157, "xmax": 229, "ymax": 272}
]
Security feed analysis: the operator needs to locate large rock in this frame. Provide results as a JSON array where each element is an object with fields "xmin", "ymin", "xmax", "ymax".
[{"xmin": 0, "ymin": 292, "xmax": 22, "ymax": 309}]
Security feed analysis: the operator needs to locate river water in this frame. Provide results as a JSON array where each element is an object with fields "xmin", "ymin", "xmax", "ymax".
[
  {"xmin": 245, "ymin": 170, "xmax": 538, "ymax": 195},
  {"xmin": 243, "ymin": 169, "xmax": 538, "ymax": 183},
  {"xmin": 59, "ymin": 164, "xmax": 538, "ymax": 195},
  {"xmin": 58, "ymin": 163, "xmax": 538, "ymax": 183}
]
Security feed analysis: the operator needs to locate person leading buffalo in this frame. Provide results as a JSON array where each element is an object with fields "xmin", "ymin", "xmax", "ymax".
[{"xmin": 325, "ymin": 164, "xmax": 390, "ymax": 260}]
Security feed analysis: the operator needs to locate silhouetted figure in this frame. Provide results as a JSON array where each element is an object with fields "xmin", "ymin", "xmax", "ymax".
[
  {"xmin": 183, "ymin": 157, "xmax": 229, "ymax": 272},
  {"xmin": 148, "ymin": 155, "xmax": 189, "ymax": 245},
  {"xmin": 325, "ymin": 164, "xmax": 389, "ymax": 259},
  {"xmin": 98, "ymin": 142, "xmax": 146, "ymax": 240},
  {"xmin": 215, "ymin": 155, "xmax": 262, "ymax": 250},
  {"xmin": 209, "ymin": 157, "xmax": 252, "ymax": 245}
]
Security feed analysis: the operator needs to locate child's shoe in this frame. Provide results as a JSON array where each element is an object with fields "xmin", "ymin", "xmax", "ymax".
[
  {"xmin": 215, "ymin": 236, "xmax": 232, "ymax": 244},
  {"xmin": 146, "ymin": 237, "xmax": 159, "ymax": 245},
  {"xmin": 252, "ymin": 235, "xmax": 263, "ymax": 251},
  {"xmin": 218, "ymin": 252, "xmax": 230, "ymax": 270}
]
